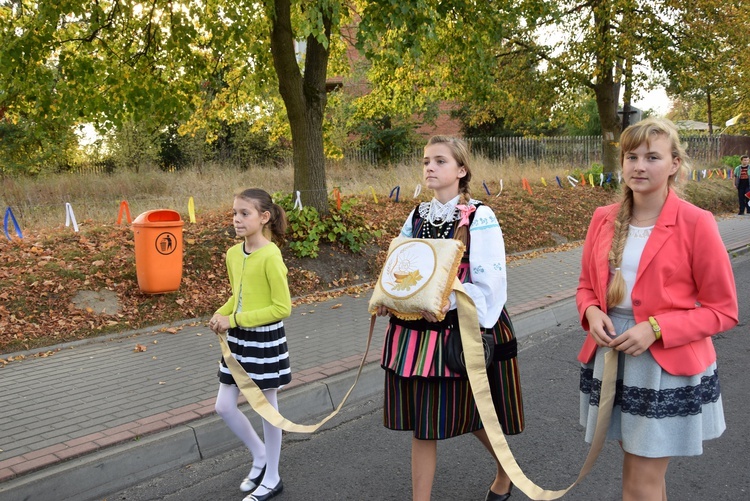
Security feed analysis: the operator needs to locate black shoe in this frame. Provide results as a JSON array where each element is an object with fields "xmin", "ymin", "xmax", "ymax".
[
  {"xmin": 485, "ymin": 483, "xmax": 512, "ymax": 501},
  {"xmin": 240, "ymin": 466, "xmax": 266, "ymax": 492},
  {"xmin": 244, "ymin": 479, "xmax": 283, "ymax": 501}
]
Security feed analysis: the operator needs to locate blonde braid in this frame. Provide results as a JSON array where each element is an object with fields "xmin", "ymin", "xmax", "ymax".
[
  {"xmin": 454, "ymin": 184, "xmax": 472, "ymax": 245},
  {"xmin": 605, "ymin": 188, "xmax": 633, "ymax": 307}
]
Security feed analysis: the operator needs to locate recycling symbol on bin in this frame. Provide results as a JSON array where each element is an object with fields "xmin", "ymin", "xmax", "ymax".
[{"xmin": 155, "ymin": 232, "xmax": 177, "ymax": 255}]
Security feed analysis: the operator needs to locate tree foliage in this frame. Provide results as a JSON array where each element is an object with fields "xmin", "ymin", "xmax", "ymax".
[
  {"xmin": 660, "ymin": 1, "xmax": 749, "ymax": 134},
  {"xmin": 2, "ymin": 1, "xmax": 749, "ymax": 183},
  {"xmin": 357, "ymin": 0, "xmax": 749, "ymax": 172},
  {"xmin": 0, "ymin": 0, "xmax": 355, "ymax": 213}
]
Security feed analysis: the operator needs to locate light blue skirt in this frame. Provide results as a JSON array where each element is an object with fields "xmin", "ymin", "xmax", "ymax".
[{"xmin": 579, "ymin": 308, "xmax": 725, "ymax": 457}]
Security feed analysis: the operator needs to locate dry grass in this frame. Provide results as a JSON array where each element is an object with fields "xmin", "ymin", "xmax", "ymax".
[{"xmin": 0, "ymin": 156, "xmax": 728, "ymax": 230}]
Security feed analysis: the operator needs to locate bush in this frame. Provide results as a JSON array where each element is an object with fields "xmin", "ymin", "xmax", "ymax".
[
  {"xmin": 275, "ymin": 193, "xmax": 381, "ymax": 258},
  {"xmin": 720, "ymin": 155, "xmax": 742, "ymax": 169},
  {"xmin": 354, "ymin": 117, "xmax": 421, "ymax": 166}
]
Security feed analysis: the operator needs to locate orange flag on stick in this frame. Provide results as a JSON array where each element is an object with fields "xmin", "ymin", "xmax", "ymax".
[
  {"xmin": 117, "ymin": 200, "xmax": 132, "ymax": 224},
  {"xmin": 522, "ymin": 178, "xmax": 533, "ymax": 195},
  {"xmin": 333, "ymin": 187, "xmax": 342, "ymax": 210}
]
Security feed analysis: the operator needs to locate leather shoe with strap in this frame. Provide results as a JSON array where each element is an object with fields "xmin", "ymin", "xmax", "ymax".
[
  {"xmin": 240, "ymin": 466, "xmax": 266, "ymax": 493},
  {"xmin": 243, "ymin": 479, "xmax": 283, "ymax": 501}
]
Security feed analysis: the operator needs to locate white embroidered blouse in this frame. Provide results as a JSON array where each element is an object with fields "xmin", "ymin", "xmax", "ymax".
[{"xmin": 399, "ymin": 198, "xmax": 508, "ymax": 328}]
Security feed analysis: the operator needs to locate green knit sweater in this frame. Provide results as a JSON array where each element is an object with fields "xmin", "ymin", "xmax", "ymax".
[{"xmin": 215, "ymin": 242, "xmax": 291, "ymax": 329}]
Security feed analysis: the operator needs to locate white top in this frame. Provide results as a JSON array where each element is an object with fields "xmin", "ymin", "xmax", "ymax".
[
  {"xmin": 617, "ymin": 224, "xmax": 653, "ymax": 309},
  {"xmin": 400, "ymin": 201, "xmax": 507, "ymax": 328}
]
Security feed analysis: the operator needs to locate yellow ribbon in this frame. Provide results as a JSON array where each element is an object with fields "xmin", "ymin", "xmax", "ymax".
[
  {"xmin": 453, "ymin": 277, "xmax": 617, "ymax": 500},
  {"xmin": 216, "ymin": 316, "xmax": 377, "ymax": 433},
  {"xmin": 218, "ymin": 280, "xmax": 617, "ymax": 498},
  {"xmin": 188, "ymin": 196, "xmax": 196, "ymax": 223}
]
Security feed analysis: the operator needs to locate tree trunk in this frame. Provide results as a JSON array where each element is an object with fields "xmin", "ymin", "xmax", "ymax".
[
  {"xmin": 268, "ymin": 0, "xmax": 331, "ymax": 214},
  {"xmin": 595, "ymin": 84, "xmax": 621, "ymax": 175},
  {"xmin": 592, "ymin": 2, "xmax": 621, "ymax": 175},
  {"xmin": 707, "ymin": 89, "xmax": 713, "ymax": 136},
  {"xmin": 621, "ymin": 57, "xmax": 633, "ymax": 130}
]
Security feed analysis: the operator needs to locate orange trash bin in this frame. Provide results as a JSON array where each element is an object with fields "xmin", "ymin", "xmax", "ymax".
[{"xmin": 132, "ymin": 209, "xmax": 184, "ymax": 293}]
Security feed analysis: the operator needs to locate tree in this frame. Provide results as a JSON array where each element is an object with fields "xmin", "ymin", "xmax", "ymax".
[
  {"xmin": 268, "ymin": 0, "xmax": 342, "ymax": 213},
  {"xmin": 660, "ymin": 2, "xmax": 749, "ymax": 134},
  {"xmin": 357, "ymin": 0, "xmax": 745, "ymax": 173},
  {"xmin": 0, "ymin": 1, "xmax": 351, "ymax": 213}
]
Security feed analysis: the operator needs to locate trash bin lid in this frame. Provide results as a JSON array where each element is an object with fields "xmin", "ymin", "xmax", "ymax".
[{"xmin": 132, "ymin": 209, "xmax": 184, "ymax": 227}]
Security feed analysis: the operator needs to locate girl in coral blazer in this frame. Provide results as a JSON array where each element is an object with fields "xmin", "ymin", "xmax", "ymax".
[{"xmin": 576, "ymin": 118, "xmax": 738, "ymax": 501}]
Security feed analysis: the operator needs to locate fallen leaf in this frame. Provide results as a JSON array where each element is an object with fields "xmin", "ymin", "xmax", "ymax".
[
  {"xmin": 134, "ymin": 344, "xmax": 147, "ymax": 352},
  {"xmin": 330, "ymin": 303, "xmax": 343, "ymax": 309}
]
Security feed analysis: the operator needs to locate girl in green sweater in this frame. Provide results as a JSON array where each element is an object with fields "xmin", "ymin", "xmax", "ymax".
[{"xmin": 209, "ymin": 188, "xmax": 291, "ymax": 501}]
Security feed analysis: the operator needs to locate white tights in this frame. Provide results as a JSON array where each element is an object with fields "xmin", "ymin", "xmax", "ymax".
[{"xmin": 215, "ymin": 383, "xmax": 282, "ymax": 491}]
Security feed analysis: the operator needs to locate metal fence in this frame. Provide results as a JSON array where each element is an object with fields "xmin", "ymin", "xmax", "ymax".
[
  {"xmin": 342, "ymin": 134, "xmax": 750, "ymax": 167},
  {"xmin": 62, "ymin": 134, "xmax": 750, "ymax": 173}
]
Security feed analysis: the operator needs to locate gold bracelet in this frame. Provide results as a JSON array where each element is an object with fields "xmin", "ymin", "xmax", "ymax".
[{"xmin": 648, "ymin": 316, "xmax": 662, "ymax": 341}]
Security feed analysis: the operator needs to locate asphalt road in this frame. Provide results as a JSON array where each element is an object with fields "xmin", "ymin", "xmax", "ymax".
[{"xmin": 107, "ymin": 254, "xmax": 750, "ymax": 501}]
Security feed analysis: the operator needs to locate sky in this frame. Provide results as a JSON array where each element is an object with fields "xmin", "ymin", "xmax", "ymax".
[{"xmin": 632, "ymin": 87, "xmax": 671, "ymax": 116}]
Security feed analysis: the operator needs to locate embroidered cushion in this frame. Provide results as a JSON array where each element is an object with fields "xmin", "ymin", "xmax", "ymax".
[{"xmin": 368, "ymin": 237, "xmax": 464, "ymax": 321}]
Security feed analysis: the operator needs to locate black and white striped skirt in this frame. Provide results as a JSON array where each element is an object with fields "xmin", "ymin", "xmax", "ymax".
[{"xmin": 218, "ymin": 320, "xmax": 292, "ymax": 390}]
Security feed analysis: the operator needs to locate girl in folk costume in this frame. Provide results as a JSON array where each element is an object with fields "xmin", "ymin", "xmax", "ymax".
[
  {"xmin": 209, "ymin": 188, "xmax": 291, "ymax": 501},
  {"xmin": 376, "ymin": 136, "xmax": 524, "ymax": 501},
  {"xmin": 577, "ymin": 118, "xmax": 738, "ymax": 500}
]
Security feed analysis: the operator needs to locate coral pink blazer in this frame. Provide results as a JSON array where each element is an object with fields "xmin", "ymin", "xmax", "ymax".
[{"xmin": 576, "ymin": 190, "xmax": 738, "ymax": 376}]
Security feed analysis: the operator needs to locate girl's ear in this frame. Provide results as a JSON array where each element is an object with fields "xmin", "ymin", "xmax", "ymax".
[
  {"xmin": 457, "ymin": 165, "xmax": 467, "ymax": 179},
  {"xmin": 669, "ymin": 156, "xmax": 681, "ymax": 176}
]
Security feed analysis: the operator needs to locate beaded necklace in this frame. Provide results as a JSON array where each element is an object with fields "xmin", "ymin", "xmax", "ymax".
[{"xmin": 419, "ymin": 216, "xmax": 456, "ymax": 239}]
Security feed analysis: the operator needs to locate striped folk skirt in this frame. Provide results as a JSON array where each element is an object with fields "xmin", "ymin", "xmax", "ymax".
[
  {"xmin": 218, "ymin": 320, "xmax": 292, "ymax": 390},
  {"xmin": 580, "ymin": 308, "xmax": 725, "ymax": 457},
  {"xmin": 382, "ymin": 309, "xmax": 525, "ymax": 440}
]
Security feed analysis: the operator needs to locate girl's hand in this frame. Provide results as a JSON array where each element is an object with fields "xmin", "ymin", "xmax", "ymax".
[
  {"xmin": 209, "ymin": 314, "xmax": 230, "ymax": 333},
  {"xmin": 584, "ymin": 306, "xmax": 616, "ymax": 347},
  {"xmin": 422, "ymin": 301, "xmax": 450, "ymax": 323},
  {"xmin": 375, "ymin": 305, "xmax": 391, "ymax": 317},
  {"xmin": 609, "ymin": 321, "xmax": 656, "ymax": 356}
]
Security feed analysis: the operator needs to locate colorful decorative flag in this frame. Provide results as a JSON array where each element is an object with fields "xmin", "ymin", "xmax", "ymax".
[{"xmin": 65, "ymin": 203, "xmax": 79, "ymax": 232}]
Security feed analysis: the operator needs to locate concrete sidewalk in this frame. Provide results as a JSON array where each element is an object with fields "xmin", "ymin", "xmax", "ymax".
[{"xmin": 1, "ymin": 215, "xmax": 749, "ymax": 501}]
